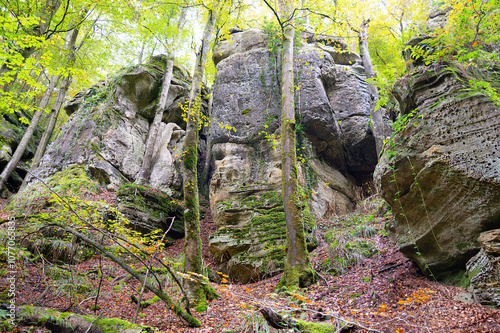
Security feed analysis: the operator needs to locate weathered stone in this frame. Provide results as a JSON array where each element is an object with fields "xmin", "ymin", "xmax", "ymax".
[
  {"xmin": 213, "ymin": 28, "xmax": 268, "ymax": 65},
  {"xmin": 113, "ymin": 65, "xmax": 162, "ymax": 120},
  {"xmin": 117, "ymin": 184, "xmax": 184, "ymax": 241},
  {"xmin": 375, "ymin": 64, "xmax": 500, "ymax": 278},
  {"xmin": 208, "ymin": 29, "xmax": 377, "ymax": 283},
  {"xmin": 27, "ymin": 59, "xmax": 196, "ymax": 196},
  {"xmin": 466, "ymin": 229, "xmax": 500, "ymax": 308},
  {"xmin": 303, "ymin": 32, "xmax": 348, "ymax": 50},
  {"xmin": 426, "ymin": 9, "xmax": 449, "ymax": 32},
  {"xmin": 317, "ymin": 44, "xmax": 361, "ymax": 65},
  {"xmin": 478, "ymin": 229, "xmax": 500, "ymax": 256}
]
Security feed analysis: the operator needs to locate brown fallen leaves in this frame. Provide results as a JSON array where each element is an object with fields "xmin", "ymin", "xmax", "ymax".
[{"xmin": 3, "ymin": 192, "xmax": 500, "ymax": 333}]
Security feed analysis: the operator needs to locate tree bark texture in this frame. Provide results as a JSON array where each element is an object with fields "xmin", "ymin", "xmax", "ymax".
[
  {"xmin": 279, "ymin": 6, "xmax": 315, "ymax": 289},
  {"xmin": 182, "ymin": 9, "xmax": 218, "ymax": 304},
  {"xmin": 359, "ymin": 20, "xmax": 386, "ymax": 158}
]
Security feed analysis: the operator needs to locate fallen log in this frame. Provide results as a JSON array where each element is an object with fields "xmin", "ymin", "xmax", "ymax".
[{"xmin": 12, "ymin": 305, "xmax": 154, "ymax": 333}]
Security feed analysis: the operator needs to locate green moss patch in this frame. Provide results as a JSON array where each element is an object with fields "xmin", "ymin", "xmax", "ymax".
[
  {"xmin": 8, "ymin": 165, "xmax": 99, "ymax": 214},
  {"xmin": 213, "ymin": 190, "xmax": 317, "ymax": 283}
]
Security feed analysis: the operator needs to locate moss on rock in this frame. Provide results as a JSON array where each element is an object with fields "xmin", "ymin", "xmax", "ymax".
[
  {"xmin": 210, "ymin": 190, "xmax": 317, "ymax": 283},
  {"xmin": 117, "ymin": 184, "xmax": 184, "ymax": 240}
]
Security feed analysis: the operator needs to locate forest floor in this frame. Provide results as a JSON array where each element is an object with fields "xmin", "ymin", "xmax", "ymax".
[{"xmin": 1, "ymin": 192, "xmax": 499, "ymax": 333}]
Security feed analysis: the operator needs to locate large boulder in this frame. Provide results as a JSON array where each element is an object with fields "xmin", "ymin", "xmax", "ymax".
[
  {"xmin": 375, "ymin": 63, "xmax": 500, "ymax": 278},
  {"xmin": 208, "ymin": 29, "xmax": 375, "ymax": 283},
  {"xmin": 26, "ymin": 59, "xmax": 196, "ymax": 196}
]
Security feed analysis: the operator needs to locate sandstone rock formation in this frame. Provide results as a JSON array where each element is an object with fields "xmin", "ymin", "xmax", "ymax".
[
  {"xmin": 117, "ymin": 184, "xmax": 185, "ymax": 243},
  {"xmin": 375, "ymin": 62, "xmax": 500, "ymax": 277},
  {"xmin": 466, "ymin": 229, "xmax": 500, "ymax": 308},
  {"xmin": 26, "ymin": 58, "xmax": 195, "ymax": 197},
  {"xmin": 208, "ymin": 29, "xmax": 377, "ymax": 283}
]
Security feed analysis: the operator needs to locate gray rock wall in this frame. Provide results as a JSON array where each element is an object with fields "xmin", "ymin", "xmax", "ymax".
[
  {"xmin": 27, "ymin": 60, "xmax": 194, "ymax": 196},
  {"xmin": 375, "ymin": 64, "xmax": 500, "ymax": 277},
  {"xmin": 208, "ymin": 29, "xmax": 376, "ymax": 283}
]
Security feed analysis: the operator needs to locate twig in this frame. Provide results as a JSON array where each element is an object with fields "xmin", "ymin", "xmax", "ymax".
[
  {"xmin": 377, "ymin": 259, "xmax": 410, "ymax": 273},
  {"xmin": 315, "ymin": 270, "xmax": 329, "ymax": 288},
  {"xmin": 133, "ymin": 217, "xmax": 178, "ymax": 323},
  {"xmin": 84, "ymin": 316, "xmax": 100, "ymax": 333}
]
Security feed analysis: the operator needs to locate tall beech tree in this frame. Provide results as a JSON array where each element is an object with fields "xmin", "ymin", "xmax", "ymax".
[
  {"xmin": 263, "ymin": 0, "xmax": 316, "ymax": 289},
  {"xmin": 0, "ymin": 73, "xmax": 59, "ymax": 193},
  {"xmin": 181, "ymin": 4, "xmax": 219, "ymax": 305},
  {"xmin": 1, "ymin": 6, "xmax": 93, "ymax": 193}
]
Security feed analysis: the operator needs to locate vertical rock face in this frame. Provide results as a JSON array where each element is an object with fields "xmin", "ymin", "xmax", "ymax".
[
  {"xmin": 208, "ymin": 29, "xmax": 377, "ymax": 283},
  {"xmin": 27, "ymin": 59, "xmax": 196, "ymax": 197},
  {"xmin": 374, "ymin": 63, "xmax": 500, "ymax": 277},
  {"xmin": 466, "ymin": 229, "xmax": 500, "ymax": 308}
]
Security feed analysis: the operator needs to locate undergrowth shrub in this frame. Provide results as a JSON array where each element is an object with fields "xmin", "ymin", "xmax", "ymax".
[{"xmin": 318, "ymin": 195, "xmax": 390, "ymax": 275}]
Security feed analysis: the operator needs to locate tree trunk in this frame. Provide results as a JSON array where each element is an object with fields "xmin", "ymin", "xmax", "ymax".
[
  {"xmin": 21, "ymin": 75, "xmax": 72, "ymax": 188},
  {"xmin": 359, "ymin": 19, "xmax": 386, "ymax": 158},
  {"xmin": 135, "ymin": 9, "xmax": 187, "ymax": 185},
  {"xmin": 182, "ymin": 8, "xmax": 218, "ymax": 305},
  {"xmin": 0, "ymin": 75, "xmax": 59, "ymax": 192},
  {"xmin": 135, "ymin": 60, "xmax": 174, "ymax": 184},
  {"xmin": 199, "ymin": 92, "xmax": 213, "ymax": 194},
  {"xmin": 22, "ymin": 27, "xmax": 81, "ymax": 189},
  {"xmin": 14, "ymin": 305, "xmax": 153, "ymax": 333},
  {"xmin": 278, "ymin": 1, "xmax": 315, "ymax": 289}
]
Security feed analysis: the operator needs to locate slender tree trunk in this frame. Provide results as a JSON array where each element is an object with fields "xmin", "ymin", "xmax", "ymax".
[
  {"xmin": 0, "ymin": 75, "xmax": 59, "ymax": 192},
  {"xmin": 21, "ymin": 75, "xmax": 72, "ymax": 189},
  {"xmin": 22, "ymin": 26, "xmax": 82, "ymax": 189},
  {"xmin": 135, "ymin": 8, "xmax": 187, "ymax": 185},
  {"xmin": 182, "ymin": 8, "xmax": 218, "ymax": 305},
  {"xmin": 278, "ymin": 1, "xmax": 315, "ymax": 289},
  {"xmin": 359, "ymin": 19, "xmax": 386, "ymax": 158},
  {"xmin": 138, "ymin": 41, "xmax": 145, "ymax": 64},
  {"xmin": 135, "ymin": 60, "xmax": 174, "ymax": 184},
  {"xmin": 199, "ymin": 92, "xmax": 213, "ymax": 194}
]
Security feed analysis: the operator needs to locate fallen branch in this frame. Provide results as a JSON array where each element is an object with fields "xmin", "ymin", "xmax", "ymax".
[
  {"xmin": 378, "ymin": 259, "xmax": 410, "ymax": 273},
  {"xmin": 258, "ymin": 306, "xmax": 353, "ymax": 332},
  {"xmin": 26, "ymin": 172, "xmax": 202, "ymax": 327},
  {"xmin": 60, "ymin": 224, "xmax": 201, "ymax": 327}
]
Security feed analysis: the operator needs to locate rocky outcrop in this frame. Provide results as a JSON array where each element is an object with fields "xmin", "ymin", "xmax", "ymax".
[
  {"xmin": 208, "ymin": 29, "xmax": 376, "ymax": 283},
  {"xmin": 26, "ymin": 58, "xmax": 196, "ymax": 196},
  {"xmin": 466, "ymin": 229, "xmax": 500, "ymax": 308},
  {"xmin": 375, "ymin": 63, "xmax": 500, "ymax": 277},
  {"xmin": 117, "ymin": 184, "xmax": 185, "ymax": 242}
]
